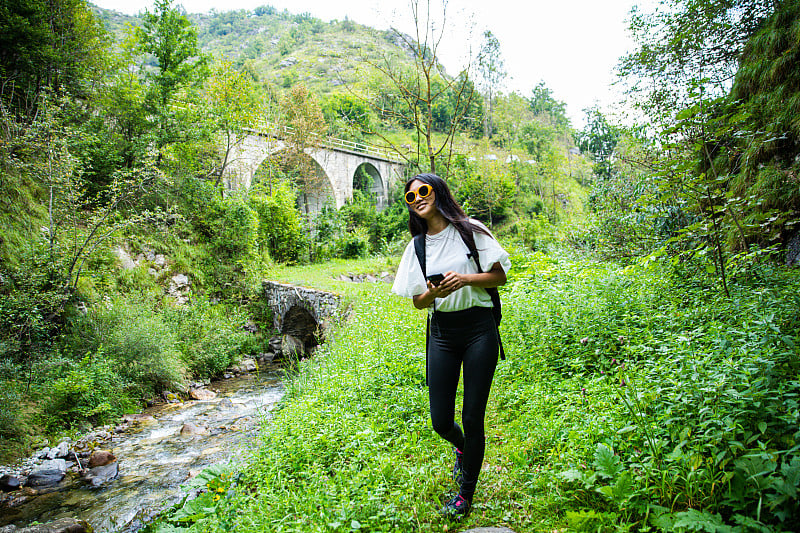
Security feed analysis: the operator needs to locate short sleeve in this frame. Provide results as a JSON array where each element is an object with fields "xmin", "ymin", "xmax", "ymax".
[
  {"xmin": 471, "ymin": 220, "xmax": 511, "ymax": 273},
  {"xmin": 391, "ymin": 239, "xmax": 428, "ymax": 298}
]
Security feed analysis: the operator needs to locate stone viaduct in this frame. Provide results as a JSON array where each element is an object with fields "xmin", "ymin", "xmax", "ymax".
[{"xmin": 223, "ymin": 126, "xmax": 406, "ymax": 211}]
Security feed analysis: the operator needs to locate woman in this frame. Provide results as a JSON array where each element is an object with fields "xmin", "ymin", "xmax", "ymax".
[{"xmin": 391, "ymin": 173, "xmax": 510, "ymax": 518}]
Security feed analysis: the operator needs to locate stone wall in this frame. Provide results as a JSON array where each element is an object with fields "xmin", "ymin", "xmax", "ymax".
[{"xmin": 262, "ymin": 281, "xmax": 343, "ymax": 334}]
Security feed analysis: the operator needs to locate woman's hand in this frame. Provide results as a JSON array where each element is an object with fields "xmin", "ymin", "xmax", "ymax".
[{"xmin": 436, "ymin": 271, "xmax": 467, "ymax": 296}]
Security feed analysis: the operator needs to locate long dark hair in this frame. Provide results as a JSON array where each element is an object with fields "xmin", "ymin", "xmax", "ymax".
[{"xmin": 404, "ymin": 173, "xmax": 492, "ymax": 244}]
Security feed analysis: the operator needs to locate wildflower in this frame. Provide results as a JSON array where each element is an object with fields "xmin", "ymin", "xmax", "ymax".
[
  {"xmin": 611, "ymin": 358, "xmax": 617, "ymax": 365},
  {"xmin": 580, "ymin": 337, "xmax": 589, "ymax": 345},
  {"xmin": 620, "ymin": 378, "xmax": 626, "ymax": 386}
]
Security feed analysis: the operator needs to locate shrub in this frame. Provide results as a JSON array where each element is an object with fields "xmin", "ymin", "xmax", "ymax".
[
  {"xmin": 0, "ymin": 380, "xmax": 20, "ymax": 438},
  {"xmin": 337, "ymin": 229, "xmax": 370, "ymax": 259},
  {"xmin": 199, "ymin": 193, "xmax": 263, "ymax": 299},
  {"xmin": 164, "ymin": 299, "xmax": 251, "ymax": 377},
  {"xmin": 249, "ymin": 182, "xmax": 307, "ymax": 263},
  {"xmin": 43, "ymin": 353, "xmax": 136, "ymax": 429},
  {"xmin": 0, "ymin": 241, "xmax": 70, "ymax": 365},
  {"xmin": 502, "ymin": 250, "xmax": 800, "ymax": 531},
  {"xmin": 87, "ymin": 299, "xmax": 186, "ymax": 399}
]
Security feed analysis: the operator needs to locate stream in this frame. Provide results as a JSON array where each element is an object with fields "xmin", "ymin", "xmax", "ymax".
[{"xmin": 0, "ymin": 367, "xmax": 284, "ymax": 532}]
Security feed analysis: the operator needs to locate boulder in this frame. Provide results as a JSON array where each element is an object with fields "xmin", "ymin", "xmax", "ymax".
[
  {"xmin": 54, "ymin": 441, "xmax": 70, "ymax": 458},
  {"xmin": 84, "ymin": 461, "xmax": 119, "ymax": 487},
  {"xmin": 217, "ymin": 398, "xmax": 235, "ymax": 409},
  {"xmin": 114, "ymin": 246, "xmax": 136, "ymax": 270},
  {"xmin": 163, "ymin": 391, "xmax": 181, "ymax": 403},
  {"xmin": 239, "ymin": 358, "xmax": 257, "ymax": 372},
  {"xmin": 268, "ymin": 336, "xmax": 282, "ymax": 354},
  {"xmin": 0, "ymin": 474, "xmax": 21, "ymax": 491},
  {"xmin": 180, "ymin": 422, "xmax": 209, "ymax": 436},
  {"xmin": 171, "ymin": 273, "xmax": 189, "ymax": 288},
  {"xmin": 281, "ymin": 334, "xmax": 305, "ymax": 359},
  {"xmin": 25, "ymin": 459, "xmax": 66, "ymax": 487},
  {"xmin": 190, "ymin": 388, "xmax": 217, "ymax": 401},
  {"xmin": 154, "ymin": 254, "xmax": 166, "ymax": 267},
  {"xmin": 88, "ymin": 450, "xmax": 116, "ymax": 468},
  {"xmin": 258, "ymin": 352, "xmax": 276, "ymax": 365}
]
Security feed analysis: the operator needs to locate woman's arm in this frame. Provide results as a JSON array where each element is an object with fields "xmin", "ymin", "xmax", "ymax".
[{"xmin": 411, "ymin": 262, "xmax": 506, "ymax": 309}]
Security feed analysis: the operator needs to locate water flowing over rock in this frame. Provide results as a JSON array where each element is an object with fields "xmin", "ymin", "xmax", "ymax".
[
  {"xmin": 180, "ymin": 422, "xmax": 209, "ymax": 436},
  {"xmin": 83, "ymin": 461, "xmax": 119, "ymax": 487},
  {"xmin": 0, "ymin": 517, "xmax": 91, "ymax": 533},
  {"xmin": 1, "ymin": 371, "xmax": 284, "ymax": 532}
]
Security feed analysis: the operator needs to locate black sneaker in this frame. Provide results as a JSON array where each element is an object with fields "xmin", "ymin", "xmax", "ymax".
[
  {"xmin": 441, "ymin": 493, "xmax": 471, "ymax": 518},
  {"xmin": 452, "ymin": 447, "xmax": 464, "ymax": 486}
]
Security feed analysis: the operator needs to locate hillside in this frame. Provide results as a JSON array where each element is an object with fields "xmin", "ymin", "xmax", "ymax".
[{"xmin": 91, "ymin": 4, "xmax": 419, "ymax": 96}]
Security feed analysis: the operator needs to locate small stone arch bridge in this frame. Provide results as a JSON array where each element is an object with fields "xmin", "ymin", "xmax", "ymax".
[
  {"xmin": 224, "ymin": 125, "xmax": 406, "ymax": 210},
  {"xmin": 262, "ymin": 281, "xmax": 344, "ymax": 351}
]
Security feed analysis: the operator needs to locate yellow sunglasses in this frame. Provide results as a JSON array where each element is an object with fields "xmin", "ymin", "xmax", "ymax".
[{"xmin": 404, "ymin": 184, "xmax": 433, "ymax": 204}]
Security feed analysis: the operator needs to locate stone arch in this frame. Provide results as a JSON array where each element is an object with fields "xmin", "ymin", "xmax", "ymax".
[
  {"xmin": 281, "ymin": 305, "xmax": 321, "ymax": 350},
  {"xmin": 352, "ymin": 162, "xmax": 386, "ymax": 209},
  {"xmin": 252, "ymin": 149, "xmax": 336, "ymax": 214}
]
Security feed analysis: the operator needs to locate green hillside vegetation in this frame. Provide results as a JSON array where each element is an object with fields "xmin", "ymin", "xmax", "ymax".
[{"xmin": 1, "ymin": 0, "xmax": 799, "ymax": 531}]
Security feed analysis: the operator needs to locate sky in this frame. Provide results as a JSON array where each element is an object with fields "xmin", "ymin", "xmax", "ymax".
[{"xmin": 92, "ymin": 0, "xmax": 648, "ymax": 127}]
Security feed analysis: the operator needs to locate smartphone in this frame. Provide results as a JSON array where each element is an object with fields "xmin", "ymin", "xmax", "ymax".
[{"xmin": 426, "ymin": 273, "xmax": 445, "ymax": 285}]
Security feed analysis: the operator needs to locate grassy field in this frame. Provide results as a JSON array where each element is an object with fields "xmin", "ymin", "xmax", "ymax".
[{"xmin": 147, "ymin": 248, "xmax": 800, "ymax": 533}]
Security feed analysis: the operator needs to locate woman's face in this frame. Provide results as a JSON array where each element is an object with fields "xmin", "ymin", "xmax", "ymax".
[{"xmin": 406, "ymin": 179, "xmax": 437, "ymax": 220}]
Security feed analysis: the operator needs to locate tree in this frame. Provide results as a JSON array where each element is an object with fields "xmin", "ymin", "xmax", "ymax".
[
  {"xmin": 135, "ymin": 0, "xmax": 209, "ymax": 154},
  {"xmin": 476, "ymin": 30, "xmax": 506, "ymax": 139},
  {"xmin": 366, "ymin": 0, "xmax": 477, "ymax": 174},
  {"xmin": 0, "ymin": 0, "xmax": 107, "ymax": 118},
  {"xmin": 529, "ymin": 81, "xmax": 569, "ymax": 129},
  {"xmin": 619, "ymin": 0, "xmax": 775, "ymax": 124},
  {"xmin": 321, "ymin": 92, "xmax": 374, "ymax": 142},
  {"xmin": 279, "ymin": 85, "xmax": 328, "ymax": 215},
  {"xmin": 205, "ymin": 59, "xmax": 264, "ymax": 188},
  {"xmin": 576, "ymin": 106, "xmax": 622, "ymax": 178}
]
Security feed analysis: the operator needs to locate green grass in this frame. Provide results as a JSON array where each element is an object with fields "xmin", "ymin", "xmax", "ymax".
[{"xmin": 147, "ymin": 249, "xmax": 800, "ymax": 533}]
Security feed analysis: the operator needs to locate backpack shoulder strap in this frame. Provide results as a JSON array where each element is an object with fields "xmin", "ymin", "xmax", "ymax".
[
  {"xmin": 413, "ymin": 233, "xmax": 431, "ymax": 383},
  {"xmin": 413, "ymin": 233, "xmax": 426, "ymax": 278}
]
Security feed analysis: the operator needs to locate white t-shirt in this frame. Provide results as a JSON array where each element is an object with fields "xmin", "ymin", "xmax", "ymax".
[{"xmin": 391, "ymin": 220, "xmax": 511, "ymax": 312}]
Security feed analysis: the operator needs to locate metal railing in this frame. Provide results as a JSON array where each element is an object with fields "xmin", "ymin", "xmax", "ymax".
[{"xmin": 245, "ymin": 122, "xmax": 403, "ymax": 163}]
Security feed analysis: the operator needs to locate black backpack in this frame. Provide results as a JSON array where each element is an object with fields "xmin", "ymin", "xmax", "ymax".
[{"xmin": 413, "ymin": 227, "xmax": 505, "ymax": 365}]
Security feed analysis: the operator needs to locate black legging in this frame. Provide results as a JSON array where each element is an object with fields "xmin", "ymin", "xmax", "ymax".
[{"xmin": 427, "ymin": 306, "xmax": 498, "ymax": 496}]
